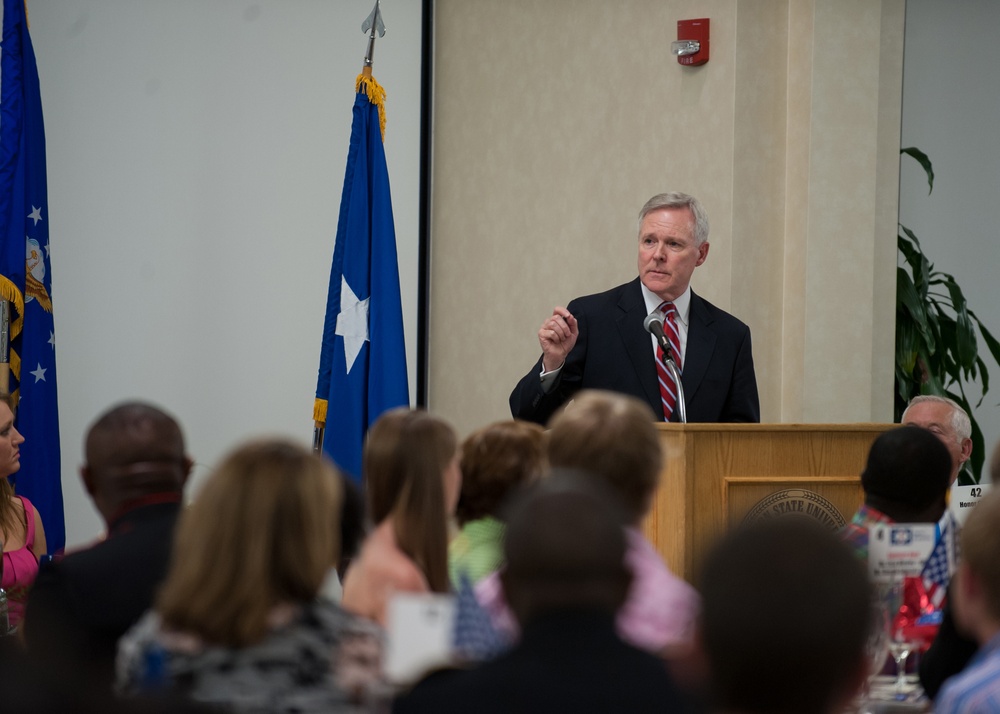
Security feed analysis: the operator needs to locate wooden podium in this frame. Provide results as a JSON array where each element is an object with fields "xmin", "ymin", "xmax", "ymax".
[{"xmin": 641, "ymin": 423, "xmax": 892, "ymax": 585}]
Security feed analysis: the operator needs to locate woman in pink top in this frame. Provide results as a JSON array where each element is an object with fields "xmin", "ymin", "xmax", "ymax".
[
  {"xmin": 342, "ymin": 409, "xmax": 460, "ymax": 626},
  {"xmin": 0, "ymin": 392, "xmax": 47, "ymax": 631}
]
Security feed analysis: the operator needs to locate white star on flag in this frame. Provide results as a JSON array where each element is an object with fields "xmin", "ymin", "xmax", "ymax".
[
  {"xmin": 28, "ymin": 206, "xmax": 42, "ymax": 226},
  {"xmin": 30, "ymin": 363, "xmax": 47, "ymax": 382},
  {"xmin": 334, "ymin": 276, "xmax": 370, "ymax": 373},
  {"xmin": 48, "ymin": 331, "xmax": 55, "ymax": 349}
]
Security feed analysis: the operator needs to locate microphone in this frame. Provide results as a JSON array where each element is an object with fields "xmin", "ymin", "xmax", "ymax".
[
  {"xmin": 643, "ymin": 312, "xmax": 672, "ymax": 357},
  {"xmin": 644, "ymin": 310, "xmax": 687, "ymax": 423}
]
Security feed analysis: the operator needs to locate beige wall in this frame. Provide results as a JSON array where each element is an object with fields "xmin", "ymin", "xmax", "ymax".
[{"xmin": 429, "ymin": 0, "xmax": 903, "ymax": 434}]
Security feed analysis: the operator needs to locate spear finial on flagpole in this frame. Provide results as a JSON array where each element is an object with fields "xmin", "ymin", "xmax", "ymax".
[{"xmin": 361, "ymin": 0, "xmax": 385, "ymax": 76}]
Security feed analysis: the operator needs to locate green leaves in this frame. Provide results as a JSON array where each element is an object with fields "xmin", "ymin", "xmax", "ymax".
[
  {"xmin": 895, "ymin": 149, "xmax": 999, "ymax": 483},
  {"xmin": 901, "ymin": 146, "xmax": 935, "ymax": 194}
]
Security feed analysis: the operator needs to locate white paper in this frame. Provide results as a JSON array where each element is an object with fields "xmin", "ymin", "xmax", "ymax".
[
  {"xmin": 383, "ymin": 592, "xmax": 456, "ymax": 685},
  {"xmin": 949, "ymin": 483, "xmax": 992, "ymax": 528}
]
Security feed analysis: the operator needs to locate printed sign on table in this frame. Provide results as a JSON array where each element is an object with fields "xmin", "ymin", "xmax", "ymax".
[
  {"xmin": 950, "ymin": 483, "xmax": 991, "ymax": 528},
  {"xmin": 869, "ymin": 523, "xmax": 937, "ymax": 582}
]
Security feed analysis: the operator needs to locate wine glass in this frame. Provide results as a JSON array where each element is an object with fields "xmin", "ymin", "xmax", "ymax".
[
  {"xmin": 888, "ymin": 633, "xmax": 914, "ymax": 694},
  {"xmin": 858, "ymin": 595, "xmax": 892, "ymax": 712},
  {"xmin": 883, "ymin": 578, "xmax": 917, "ymax": 697}
]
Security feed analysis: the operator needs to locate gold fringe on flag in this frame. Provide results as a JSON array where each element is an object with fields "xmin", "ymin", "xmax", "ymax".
[
  {"xmin": 0, "ymin": 277, "xmax": 25, "ymax": 325},
  {"xmin": 0, "ymin": 276, "xmax": 25, "ymax": 382},
  {"xmin": 313, "ymin": 397, "xmax": 328, "ymax": 425},
  {"xmin": 355, "ymin": 73, "xmax": 387, "ymax": 142}
]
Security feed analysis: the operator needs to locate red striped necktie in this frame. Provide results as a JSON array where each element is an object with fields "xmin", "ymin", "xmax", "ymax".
[{"xmin": 656, "ymin": 301, "xmax": 682, "ymax": 421}]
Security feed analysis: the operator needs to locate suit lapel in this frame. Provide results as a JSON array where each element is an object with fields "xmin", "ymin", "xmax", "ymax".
[
  {"xmin": 681, "ymin": 290, "xmax": 715, "ymax": 406},
  {"xmin": 616, "ymin": 279, "xmax": 663, "ymax": 416}
]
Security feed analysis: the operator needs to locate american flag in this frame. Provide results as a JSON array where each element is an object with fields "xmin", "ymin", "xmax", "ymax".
[{"xmin": 921, "ymin": 521, "xmax": 953, "ymax": 609}]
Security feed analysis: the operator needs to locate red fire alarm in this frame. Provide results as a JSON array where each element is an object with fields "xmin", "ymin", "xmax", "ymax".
[{"xmin": 672, "ymin": 18, "xmax": 709, "ymax": 66}]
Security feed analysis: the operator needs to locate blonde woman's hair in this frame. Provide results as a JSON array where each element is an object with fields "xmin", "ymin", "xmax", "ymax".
[
  {"xmin": 364, "ymin": 408, "xmax": 456, "ymax": 594},
  {"xmin": 547, "ymin": 390, "xmax": 662, "ymax": 523},
  {"xmin": 156, "ymin": 438, "xmax": 342, "ymax": 647},
  {"xmin": 0, "ymin": 392, "xmax": 23, "ymax": 544}
]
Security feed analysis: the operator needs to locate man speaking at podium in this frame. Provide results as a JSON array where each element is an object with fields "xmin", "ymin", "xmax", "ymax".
[{"xmin": 510, "ymin": 192, "xmax": 760, "ymax": 425}]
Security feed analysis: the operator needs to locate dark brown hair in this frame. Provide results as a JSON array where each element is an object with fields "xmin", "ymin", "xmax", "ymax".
[
  {"xmin": 701, "ymin": 519, "xmax": 871, "ymax": 714},
  {"xmin": 455, "ymin": 420, "xmax": 545, "ymax": 526},
  {"xmin": 364, "ymin": 408, "xmax": 456, "ymax": 593}
]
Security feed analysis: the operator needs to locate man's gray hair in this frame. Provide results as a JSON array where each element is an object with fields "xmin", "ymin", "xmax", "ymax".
[
  {"xmin": 638, "ymin": 192, "xmax": 710, "ymax": 246},
  {"xmin": 903, "ymin": 394, "xmax": 972, "ymax": 442}
]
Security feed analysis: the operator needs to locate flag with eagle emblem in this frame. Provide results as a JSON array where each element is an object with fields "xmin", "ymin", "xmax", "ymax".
[{"xmin": 0, "ymin": 0, "xmax": 64, "ymax": 552}]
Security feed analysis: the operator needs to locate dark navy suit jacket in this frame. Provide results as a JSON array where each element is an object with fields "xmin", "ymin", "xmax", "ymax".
[
  {"xmin": 393, "ymin": 610, "xmax": 692, "ymax": 714},
  {"xmin": 25, "ymin": 499, "xmax": 181, "ymax": 689},
  {"xmin": 510, "ymin": 278, "xmax": 760, "ymax": 425}
]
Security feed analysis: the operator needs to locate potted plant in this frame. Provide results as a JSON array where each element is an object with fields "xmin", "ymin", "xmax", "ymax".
[{"xmin": 895, "ymin": 148, "xmax": 1000, "ymax": 484}]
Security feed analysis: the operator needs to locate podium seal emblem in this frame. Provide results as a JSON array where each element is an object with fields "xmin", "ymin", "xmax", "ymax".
[{"xmin": 742, "ymin": 489, "xmax": 845, "ymax": 530}]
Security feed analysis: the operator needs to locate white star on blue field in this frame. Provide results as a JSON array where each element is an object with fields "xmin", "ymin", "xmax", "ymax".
[{"xmin": 335, "ymin": 276, "xmax": 370, "ymax": 373}]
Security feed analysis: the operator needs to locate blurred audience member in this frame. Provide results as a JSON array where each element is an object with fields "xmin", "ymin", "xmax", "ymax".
[
  {"xmin": 701, "ymin": 518, "xmax": 871, "ymax": 714},
  {"xmin": 923, "ymin": 439, "xmax": 1000, "ymax": 702},
  {"xmin": 319, "ymin": 473, "xmax": 367, "ymax": 602},
  {"xmin": 935, "ymin": 484, "xmax": 1000, "ymax": 712},
  {"xmin": 478, "ymin": 390, "xmax": 698, "ymax": 654},
  {"xmin": 842, "ymin": 426, "xmax": 952, "ymax": 565},
  {"xmin": 0, "ymin": 391, "xmax": 46, "ymax": 632},
  {"xmin": 337, "ymin": 474, "xmax": 366, "ymax": 580},
  {"xmin": 449, "ymin": 420, "xmax": 545, "ymax": 587},
  {"xmin": 395, "ymin": 473, "xmax": 689, "ymax": 714},
  {"xmin": 342, "ymin": 409, "xmax": 460, "ymax": 625},
  {"xmin": 902, "ymin": 395, "xmax": 972, "ymax": 484},
  {"xmin": 26, "ymin": 402, "xmax": 191, "ymax": 688},
  {"xmin": 0, "ymin": 631, "xmax": 214, "ymax": 714},
  {"xmin": 117, "ymin": 438, "xmax": 381, "ymax": 712},
  {"xmin": 900, "ymin": 395, "xmax": 976, "ymax": 697}
]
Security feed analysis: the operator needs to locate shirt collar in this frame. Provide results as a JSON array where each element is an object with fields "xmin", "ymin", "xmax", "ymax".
[
  {"xmin": 640, "ymin": 282, "xmax": 691, "ymax": 328},
  {"xmin": 107, "ymin": 492, "xmax": 182, "ymax": 532}
]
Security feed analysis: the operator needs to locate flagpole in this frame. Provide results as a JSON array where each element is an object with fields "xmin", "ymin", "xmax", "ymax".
[
  {"xmin": 313, "ymin": 0, "xmax": 387, "ymax": 456},
  {"xmin": 0, "ymin": 301, "xmax": 8, "ymax": 393},
  {"xmin": 362, "ymin": 0, "xmax": 384, "ymax": 73}
]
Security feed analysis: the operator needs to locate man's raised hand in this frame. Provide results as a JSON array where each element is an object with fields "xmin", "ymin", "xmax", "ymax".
[{"xmin": 538, "ymin": 307, "xmax": 579, "ymax": 372}]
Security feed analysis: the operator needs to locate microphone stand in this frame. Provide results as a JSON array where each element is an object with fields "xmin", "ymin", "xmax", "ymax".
[
  {"xmin": 643, "ymin": 311, "xmax": 688, "ymax": 423},
  {"xmin": 659, "ymin": 350, "xmax": 687, "ymax": 424}
]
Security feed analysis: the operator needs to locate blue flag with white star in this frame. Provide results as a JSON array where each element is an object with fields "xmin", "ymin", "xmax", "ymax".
[
  {"xmin": 0, "ymin": 0, "xmax": 64, "ymax": 552},
  {"xmin": 314, "ymin": 73, "xmax": 408, "ymax": 481}
]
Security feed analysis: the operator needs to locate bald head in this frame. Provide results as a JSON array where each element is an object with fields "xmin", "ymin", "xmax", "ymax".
[
  {"xmin": 501, "ymin": 473, "xmax": 631, "ymax": 624},
  {"xmin": 701, "ymin": 519, "xmax": 871, "ymax": 714},
  {"xmin": 82, "ymin": 402, "xmax": 191, "ymax": 524},
  {"xmin": 861, "ymin": 425, "xmax": 951, "ymax": 523}
]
